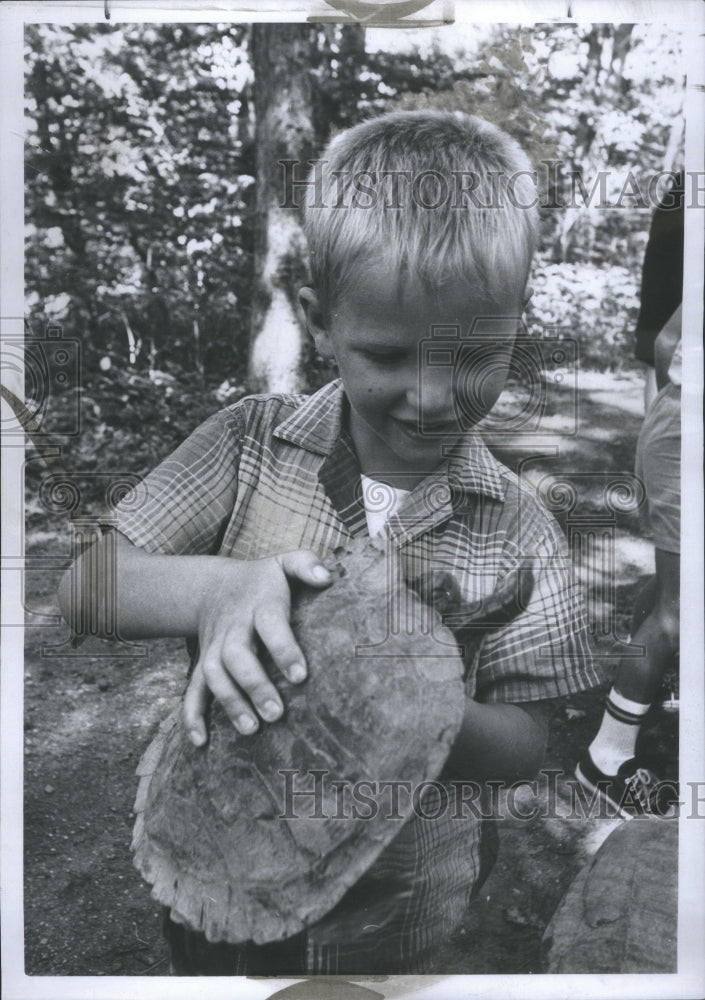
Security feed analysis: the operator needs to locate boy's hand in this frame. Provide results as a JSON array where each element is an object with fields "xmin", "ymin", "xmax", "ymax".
[
  {"xmin": 412, "ymin": 565, "xmax": 534, "ymax": 669},
  {"xmin": 183, "ymin": 551, "xmax": 331, "ymax": 746}
]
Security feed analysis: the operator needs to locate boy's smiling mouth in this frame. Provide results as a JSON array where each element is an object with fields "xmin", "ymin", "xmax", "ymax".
[{"xmin": 391, "ymin": 415, "xmax": 461, "ymax": 437}]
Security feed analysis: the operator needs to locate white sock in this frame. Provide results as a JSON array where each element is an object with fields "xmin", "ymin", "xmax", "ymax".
[{"xmin": 588, "ymin": 688, "xmax": 650, "ymax": 776}]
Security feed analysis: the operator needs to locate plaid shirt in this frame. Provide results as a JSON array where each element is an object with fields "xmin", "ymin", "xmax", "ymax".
[{"xmin": 118, "ymin": 378, "xmax": 597, "ymax": 974}]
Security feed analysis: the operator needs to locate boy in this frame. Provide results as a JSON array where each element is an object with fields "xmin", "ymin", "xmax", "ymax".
[
  {"xmin": 60, "ymin": 111, "xmax": 598, "ymax": 975},
  {"xmin": 576, "ymin": 306, "xmax": 681, "ymax": 815},
  {"xmin": 575, "ymin": 175, "xmax": 684, "ymax": 817}
]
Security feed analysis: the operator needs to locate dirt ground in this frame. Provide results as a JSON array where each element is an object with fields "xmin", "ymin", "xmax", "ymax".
[{"xmin": 20, "ymin": 371, "xmax": 679, "ymax": 977}]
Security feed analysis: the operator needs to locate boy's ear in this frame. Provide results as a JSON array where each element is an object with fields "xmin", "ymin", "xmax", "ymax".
[{"xmin": 299, "ymin": 287, "xmax": 334, "ymax": 359}]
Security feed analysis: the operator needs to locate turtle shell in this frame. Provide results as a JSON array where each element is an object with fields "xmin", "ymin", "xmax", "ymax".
[
  {"xmin": 543, "ymin": 818, "xmax": 678, "ymax": 973},
  {"xmin": 131, "ymin": 537, "xmax": 465, "ymax": 945}
]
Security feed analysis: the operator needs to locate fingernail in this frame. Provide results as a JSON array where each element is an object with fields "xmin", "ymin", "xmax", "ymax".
[
  {"xmin": 189, "ymin": 729, "xmax": 206, "ymax": 747},
  {"xmin": 312, "ymin": 565, "xmax": 330, "ymax": 583},
  {"xmin": 261, "ymin": 700, "xmax": 282, "ymax": 721},
  {"xmin": 290, "ymin": 662, "xmax": 306, "ymax": 683},
  {"xmin": 236, "ymin": 715, "xmax": 257, "ymax": 734}
]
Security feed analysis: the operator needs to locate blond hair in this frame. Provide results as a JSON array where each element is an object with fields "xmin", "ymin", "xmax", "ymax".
[{"xmin": 302, "ymin": 110, "xmax": 539, "ymax": 318}]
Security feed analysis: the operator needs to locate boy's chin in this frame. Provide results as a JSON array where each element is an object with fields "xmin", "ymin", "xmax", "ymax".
[{"xmin": 389, "ymin": 423, "xmax": 467, "ymax": 466}]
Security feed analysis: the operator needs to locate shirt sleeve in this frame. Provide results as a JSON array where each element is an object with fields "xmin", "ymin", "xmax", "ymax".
[
  {"xmin": 472, "ymin": 515, "xmax": 600, "ymax": 704},
  {"xmin": 113, "ymin": 406, "xmax": 244, "ymax": 556}
]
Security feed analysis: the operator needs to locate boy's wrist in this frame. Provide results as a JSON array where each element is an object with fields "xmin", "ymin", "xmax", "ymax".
[{"xmin": 195, "ymin": 554, "xmax": 242, "ymax": 623}]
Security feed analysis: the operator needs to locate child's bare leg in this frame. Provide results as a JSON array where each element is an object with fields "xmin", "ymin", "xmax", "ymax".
[
  {"xmin": 588, "ymin": 547, "xmax": 679, "ymax": 776},
  {"xmin": 616, "ymin": 549, "xmax": 679, "ymax": 705},
  {"xmin": 629, "ymin": 574, "xmax": 657, "ymax": 637}
]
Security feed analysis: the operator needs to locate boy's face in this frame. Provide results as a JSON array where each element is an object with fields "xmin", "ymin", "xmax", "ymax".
[{"xmin": 301, "ymin": 261, "xmax": 527, "ymax": 487}]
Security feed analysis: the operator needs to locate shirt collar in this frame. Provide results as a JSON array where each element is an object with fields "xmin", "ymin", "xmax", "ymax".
[
  {"xmin": 274, "ymin": 377, "xmax": 506, "ymax": 503},
  {"xmin": 274, "ymin": 378, "xmax": 345, "ymax": 456}
]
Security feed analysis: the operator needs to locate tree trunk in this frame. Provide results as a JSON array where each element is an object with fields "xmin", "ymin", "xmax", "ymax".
[{"xmin": 248, "ymin": 24, "xmax": 317, "ymax": 394}]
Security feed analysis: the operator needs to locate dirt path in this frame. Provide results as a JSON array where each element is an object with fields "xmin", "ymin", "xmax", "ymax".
[{"xmin": 20, "ymin": 372, "xmax": 678, "ymax": 976}]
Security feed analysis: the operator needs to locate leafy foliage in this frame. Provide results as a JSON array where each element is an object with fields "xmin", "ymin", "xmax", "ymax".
[
  {"xmin": 367, "ymin": 23, "xmax": 684, "ymax": 367},
  {"xmin": 25, "ymin": 24, "xmax": 255, "ymax": 380}
]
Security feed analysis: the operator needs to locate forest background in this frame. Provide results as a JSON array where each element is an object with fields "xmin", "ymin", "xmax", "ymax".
[{"xmin": 24, "ymin": 19, "xmax": 685, "ymax": 485}]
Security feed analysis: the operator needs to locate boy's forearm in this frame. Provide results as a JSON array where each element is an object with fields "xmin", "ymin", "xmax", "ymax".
[
  {"xmin": 445, "ymin": 698, "xmax": 548, "ymax": 783},
  {"xmin": 59, "ymin": 535, "xmax": 333, "ymax": 741},
  {"xmin": 58, "ymin": 532, "xmax": 229, "ymax": 640}
]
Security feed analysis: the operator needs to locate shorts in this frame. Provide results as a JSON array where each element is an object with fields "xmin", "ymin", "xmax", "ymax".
[{"xmin": 635, "ymin": 382, "xmax": 681, "ymax": 554}]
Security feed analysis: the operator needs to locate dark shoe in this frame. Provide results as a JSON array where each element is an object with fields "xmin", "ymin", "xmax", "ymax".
[{"xmin": 574, "ymin": 754, "xmax": 678, "ymax": 820}]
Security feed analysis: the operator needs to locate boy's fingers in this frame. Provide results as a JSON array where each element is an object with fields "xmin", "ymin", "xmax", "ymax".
[
  {"xmin": 217, "ymin": 640, "xmax": 284, "ymax": 725},
  {"xmin": 277, "ymin": 550, "xmax": 332, "ymax": 588},
  {"xmin": 197, "ymin": 652, "xmax": 263, "ymax": 734},
  {"xmin": 254, "ymin": 604, "xmax": 308, "ymax": 684},
  {"xmin": 182, "ymin": 668, "xmax": 210, "ymax": 746}
]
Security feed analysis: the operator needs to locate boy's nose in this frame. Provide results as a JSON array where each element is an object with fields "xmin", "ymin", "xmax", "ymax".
[{"xmin": 409, "ymin": 364, "xmax": 454, "ymax": 421}]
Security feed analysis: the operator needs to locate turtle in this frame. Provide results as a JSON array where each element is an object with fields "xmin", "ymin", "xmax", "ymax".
[
  {"xmin": 542, "ymin": 817, "xmax": 678, "ymax": 973},
  {"xmin": 132, "ymin": 536, "xmax": 533, "ymax": 946}
]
